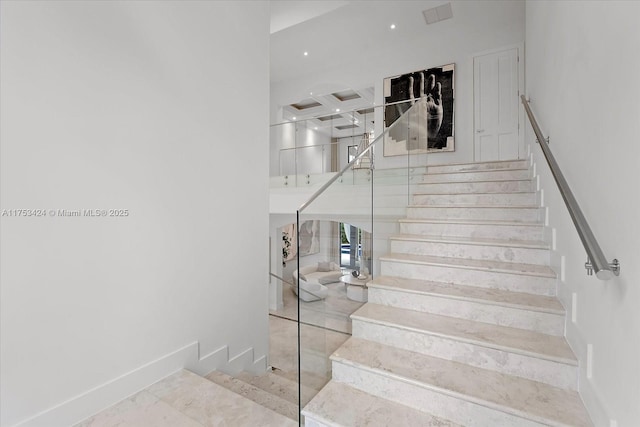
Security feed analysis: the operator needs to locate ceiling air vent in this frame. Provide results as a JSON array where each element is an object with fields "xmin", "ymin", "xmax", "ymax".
[{"xmin": 422, "ymin": 3, "xmax": 453, "ymax": 25}]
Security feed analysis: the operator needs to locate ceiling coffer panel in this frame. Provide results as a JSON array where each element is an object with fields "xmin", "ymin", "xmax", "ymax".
[
  {"xmin": 291, "ymin": 99, "xmax": 322, "ymax": 110},
  {"xmin": 332, "ymin": 90, "xmax": 361, "ymax": 102}
]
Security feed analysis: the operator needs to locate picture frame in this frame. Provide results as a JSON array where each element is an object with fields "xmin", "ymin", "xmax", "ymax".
[{"xmin": 383, "ymin": 63, "xmax": 455, "ymax": 156}]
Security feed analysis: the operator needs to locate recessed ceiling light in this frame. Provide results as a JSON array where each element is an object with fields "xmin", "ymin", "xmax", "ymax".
[
  {"xmin": 310, "ymin": 92, "xmax": 313, "ymax": 95},
  {"xmin": 390, "ymin": 24, "xmax": 396, "ymax": 29},
  {"xmin": 292, "ymin": 116, "xmax": 296, "ymax": 120},
  {"xmin": 314, "ymin": 127, "xmax": 318, "ymax": 130},
  {"xmin": 303, "ymin": 51, "xmax": 308, "ymax": 56},
  {"xmin": 336, "ymin": 108, "xmax": 340, "ymax": 112}
]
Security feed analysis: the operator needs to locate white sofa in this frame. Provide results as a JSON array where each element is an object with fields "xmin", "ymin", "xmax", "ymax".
[{"xmin": 292, "ymin": 261, "xmax": 343, "ymax": 302}]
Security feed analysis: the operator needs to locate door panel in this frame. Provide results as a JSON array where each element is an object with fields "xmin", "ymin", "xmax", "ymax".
[{"xmin": 474, "ymin": 48, "xmax": 520, "ymax": 161}]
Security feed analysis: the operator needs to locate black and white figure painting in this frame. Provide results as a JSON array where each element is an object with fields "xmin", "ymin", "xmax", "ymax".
[{"xmin": 383, "ymin": 63, "xmax": 455, "ymax": 156}]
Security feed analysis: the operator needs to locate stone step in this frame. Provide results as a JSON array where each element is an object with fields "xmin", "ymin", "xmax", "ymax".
[
  {"xmin": 205, "ymin": 371, "xmax": 298, "ymax": 421},
  {"xmin": 330, "ymin": 338, "xmax": 593, "ymax": 427},
  {"xmin": 269, "ymin": 366, "xmax": 329, "ymax": 396},
  {"xmin": 144, "ymin": 370, "xmax": 297, "ymax": 426},
  {"xmin": 398, "ymin": 218, "xmax": 545, "ymax": 241},
  {"xmin": 350, "ymin": 303, "xmax": 577, "ymax": 390},
  {"xmin": 415, "ymin": 179, "xmax": 534, "ymax": 194},
  {"xmin": 406, "ymin": 205, "xmax": 543, "ymax": 222},
  {"xmin": 389, "ymin": 234, "xmax": 550, "ymax": 265},
  {"xmin": 413, "ymin": 191, "xmax": 538, "ymax": 206},
  {"xmin": 426, "ymin": 159, "xmax": 529, "ymax": 174},
  {"xmin": 379, "ymin": 252, "xmax": 557, "ymax": 295},
  {"xmin": 367, "ymin": 276, "xmax": 565, "ymax": 336},
  {"xmin": 422, "ymin": 168, "xmax": 531, "ymax": 183},
  {"xmin": 235, "ymin": 370, "xmax": 317, "ymax": 407},
  {"xmin": 302, "ymin": 381, "xmax": 461, "ymax": 427}
]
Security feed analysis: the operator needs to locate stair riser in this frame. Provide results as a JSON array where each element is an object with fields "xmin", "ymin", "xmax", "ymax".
[
  {"xmin": 367, "ymin": 287, "xmax": 565, "ymax": 336},
  {"xmin": 415, "ymin": 180, "xmax": 534, "ymax": 194},
  {"xmin": 351, "ymin": 321, "xmax": 577, "ymax": 391},
  {"xmin": 423, "ymin": 169, "xmax": 531, "ymax": 183},
  {"xmin": 413, "ymin": 192, "xmax": 537, "ymax": 206},
  {"xmin": 380, "ymin": 260, "xmax": 556, "ymax": 295},
  {"xmin": 399, "ymin": 221, "xmax": 545, "ymax": 241},
  {"xmin": 407, "ymin": 206, "xmax": 542, "ymax": 222},
  {"xmin": 427, "ymin": 160, "xmax": 529, "ymax": 174},
  {"xmin": 389, "ymin": 240, "xmax": 549, "ymax": 265},
  {"xmin": 331, "ymin": 362, "xmax": 546, "ymax": 427}
]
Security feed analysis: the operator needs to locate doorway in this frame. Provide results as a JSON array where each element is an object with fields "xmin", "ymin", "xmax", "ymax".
[{"xmin": 473, "ymin": 47, "xmax": 523, "ymax": 161}]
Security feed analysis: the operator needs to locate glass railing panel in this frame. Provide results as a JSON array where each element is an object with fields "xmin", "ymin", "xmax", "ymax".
[
  {"xmin": 293, "ymin": 101, "xmax": 423, "ymax": 422},
  {"xmin": 267, "ymin": 273, "xmax": 300, "ymax": 423}
]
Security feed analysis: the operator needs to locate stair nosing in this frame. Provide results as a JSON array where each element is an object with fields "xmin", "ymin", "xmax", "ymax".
[
  {"xmin": 350, "ymin": 304, "xmax": 576, "ymax": 365},
  {"xmin": 367, "ymin": 278, "xmax": 565, "ymax": 315}
]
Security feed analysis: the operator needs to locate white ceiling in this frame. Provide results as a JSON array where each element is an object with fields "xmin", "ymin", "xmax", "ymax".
[
  {"xmin": 270, "ymin": 1, "xmax": 455, "ymax": 85},
  {"xmin": 269, "ymin": 1, "xmax": 455, "ymax": 137}
]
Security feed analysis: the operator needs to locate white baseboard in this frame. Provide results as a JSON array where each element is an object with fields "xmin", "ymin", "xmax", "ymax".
[{"xmin": 12, "ymin": 341, "xmax": 267, "ymax": 427}]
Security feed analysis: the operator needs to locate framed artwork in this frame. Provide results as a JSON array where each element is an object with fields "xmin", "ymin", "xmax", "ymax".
[
  {"xmin": 298, "ymin": 220, "xmax": 320, "ymax": 257},
  {"xmin": 282, "ymin": 220, "xmax": 320, "ymax": 262},
  {"xmin": 383, "ymin": 63, "xmax": 455, "ymax": 156}
]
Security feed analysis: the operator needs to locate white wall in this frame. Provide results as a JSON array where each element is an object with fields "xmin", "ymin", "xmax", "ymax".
[
  {"xmin": 271, "ymin": 0, "xmax": 525, "ymax": 166},
  {"xmin": 270, "ymin": 123, "xmax": 332, "ymax": 177},
  {"xmin": 525, "ymin": 2, "xmax": 640, "ymax": 425},
  {"xmin": 0, "ymin": 2, "xmax": 270, "ymax": 426}
]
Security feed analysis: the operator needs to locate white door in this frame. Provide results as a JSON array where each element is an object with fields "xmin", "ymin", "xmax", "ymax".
[{"xmin": 474, "ymin": 48, "xmax": 520, "ymax": 161}]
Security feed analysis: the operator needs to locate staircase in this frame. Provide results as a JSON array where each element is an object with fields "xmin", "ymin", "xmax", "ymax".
[{"xmin": 302, "ymin": 159, "xmax": 594, "ymax": 426}]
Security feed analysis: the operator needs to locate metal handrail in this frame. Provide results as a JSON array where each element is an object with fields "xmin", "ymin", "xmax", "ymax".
[
  {"xmin": 298, "ymin": 100, "xmax": 421, "ymax": 212},
  {"xmin": 520, "ymin": 95, "xmax": 620, "ymax": 280}
]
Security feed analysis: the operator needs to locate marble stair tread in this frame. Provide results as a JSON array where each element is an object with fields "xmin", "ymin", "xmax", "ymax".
[
  {"xmin": 380, "ymin": 252, "xmax": 557, "ymax": 278},
  {"xmin": 332, "ymin": 338, "xmax": 593, "ymax": 427},
  {"xmin": 205, "ymin": 371, "xmax": 298, "ymax": 421},
  {"xmin": 407, "ymin": 204, "xmax": 540, "ymax": 209},
  {"xmin": 368, "ymin": 276, "xmax": 564, "ymax": 314},
  {"xmin": 235, "ymin": 370, "xmax": 317, "ymax": 406},
  {"xmin": 146, "ymin": 370, "xmax": 297, "ymax": 426},
  {"xmin": 425, "ymin": 166, "xmax": 529, "ymax": 176},
  {"xmin": 389, "ymin": 234, "xmax": 549, "ymax": 249},
  {"xmin": 303, "ymin": 380, "xmax": 461, "ymax": 427},
  {"xmin": 413, "ymin": 186, "xmax": 534, "ymax": 194},
  {"xmin": 398, "ymin": 218, "xmax": 543, "ymax": 227},
  {"xmin": 270, "ymin": 367, "xmax": 329, "ymax": 394},
  {"xmin": 413, "ymin": 182, "xmax": 535, "ymax": 196},
  {"xmin": 426, "ymin": 159, "xmax": 528, "ymax": 172},
  {"xmin": 351, "ymin": 303, "xmax": 576, "ymax": 364}
]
